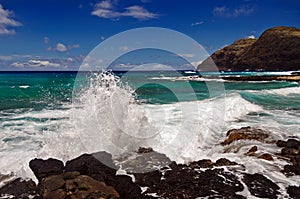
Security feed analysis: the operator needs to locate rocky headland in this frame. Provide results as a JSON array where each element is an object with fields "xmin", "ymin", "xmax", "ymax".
[
  {"xmin": 198, "ymin": 26, "xmax": 300, "ymax": 72},
  {"xmin": 0, "ymin": 127, "xmax": 299, "ymax": 198}
]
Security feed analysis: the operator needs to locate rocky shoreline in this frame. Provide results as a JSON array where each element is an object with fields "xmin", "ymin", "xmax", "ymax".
[
  {"xmin": 0, "ymin": 127, "xmax": 299, "ymax": 199},
  {"xmin": 221, "ymin": 75, "xmax": 300, "ymax": 82}
]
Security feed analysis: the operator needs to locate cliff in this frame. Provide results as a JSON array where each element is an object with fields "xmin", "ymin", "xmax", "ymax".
[{"xmin": 198, "ymin": 26, "xmax": 300, "ymax": 71}]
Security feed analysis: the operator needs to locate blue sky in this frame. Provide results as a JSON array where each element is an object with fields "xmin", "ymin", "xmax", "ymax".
[{"xmin": 0, "ymin": 0, "xmax": 299, "ymax": 71}]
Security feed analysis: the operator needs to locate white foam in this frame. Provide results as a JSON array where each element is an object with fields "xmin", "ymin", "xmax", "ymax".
[
  {"xmin": 19, "ymin": 85, "xmax": 30, "ymax": 89},
  {"xmin": 263, "ymin": 86, "xmax": 300, "ymax": 96}
]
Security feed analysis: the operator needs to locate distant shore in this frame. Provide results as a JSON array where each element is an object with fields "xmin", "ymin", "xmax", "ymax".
[{"xmin": 221, "ymin": 75, "xmax": 300, "ymax": 82}]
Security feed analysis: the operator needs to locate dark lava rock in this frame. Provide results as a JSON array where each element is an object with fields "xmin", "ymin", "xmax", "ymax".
[
  {"xmin": 214, "ymin": 158, "xmax": 238, "ymax": 166},
  {"xmin": 189, "ymin": 159, "xmax": 214, "ymax": 169},
  {"xmin": 283, "ymin": 164, "xmax": 300, "ymax": 175},
  {"xmin": 287, "ymin": 185, "xmax": 300, "ymax": 199},
  {"xmin": 286, "ymin": 139, "xmax": 300, "ymax": 149},
  {"xmin": 258, "ymin": 153, "xmax": 274, "ymax": 161},
  {"xmin": 137, "ymin": 147, "xmax": 154, "ymax": 154},
  {"xmin": 29, "ymin": 158, "xmax": 64, "ymax": 183},
  {"xmin": 120, "ymin": 149, "xmax": 172, "ymax": 174},
  {"xmin": 0, "ymin": 178, "xmax": 41, "ymax": 198},
  {"xmin": 64, "ymin": 152, "xmax": 142, "ymax": 199},
  {"xmin": 136, "ymin": 162, "xmax": 244, "ymax": 198},
  {"xmin": 40, "ymin": 172, "xmax": 119, "ymax": 199},
  {"xmin": 291, "ymin": 155, "xmax": 300, "ymax": 166},
  {"xmin": 278, "ymin": 138, "xmax": 300, "ymax": 176},
  {"xmin": 64, "ymin": 151, "xmax": 117, "ymax": 182},
  {"xmin": 221, "ymin": 127, "xmax": 269, "ymax": 145},
  {"xmin": 242, "ymin": 173, "xmax": 280, "ymax": 199},
  {"xmin": 245, "ymin": 145, "xmax": 258, "ymax": 156},
  {"xmin": 276, "ymin": 140, "xmax": 287, "ymax": 147},
  {"xmin": 198, "ymin": 26, "xmax": 300, "ymax": 71}
]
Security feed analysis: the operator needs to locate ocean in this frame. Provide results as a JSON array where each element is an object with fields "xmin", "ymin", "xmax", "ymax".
[{"xmin": 0, "ymin": 71, "xmax": 299, "ymax": 193}]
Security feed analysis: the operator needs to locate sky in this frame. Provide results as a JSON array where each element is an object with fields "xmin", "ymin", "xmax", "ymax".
[{"xmin": 0, "ymin": 0, "xmax": 299, "ymax": 71}]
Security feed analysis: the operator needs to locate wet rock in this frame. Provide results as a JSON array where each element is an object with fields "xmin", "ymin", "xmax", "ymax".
[
  {"xmin": 214, "ymin": 158, "xmax": 238, "ymax": 166},
  {"xmin": 0, "ymin": 178, "xmax": 40, "ymax": 198},
  {"xmin": 112, "ymin": 175, "xmax": 142, "ymax": 199},
  {"xmin": 281, "ymin": 147, "xmax": 299, "ymax": 156},
  {"xmin": 65, "ymin": 151, "xmax": 117, "ymax": 182},
  {"xmin": 29, "ymin": 158, "xmax": 64, "ymax": 183},
  {"xmin": 137, "ymin": 162, "xmax": 244, "ymax": 198},
  {"xmin": 258, "ymin": 153, "xmax": 274, "ymax": 161},
  {"xmin": 291, "ymin": 155, "xmax": 300, "ymax": 166},
  {"xmin": 221, "ymin": 127, "xmax": 269, "ymax": 145},
  {"xmin": 287, "ymin": 185, "xmax": 300, "ymax": 199},
  {"xmin": 134, "ymin": 170, "xmax": 162, "ymax": 187},
  {"xmin": 278, "ymin": 138, "xmax": 300, "ymax": 176},
  {"xmin": 283, "ymin": 164, "xmax": 300, "ymax": 175},
  {"xmin": 137, "ymin": 147, "xmax": 154, "ymax": 154},
  {"xmin": 120, "ymin": 149, "xmax": 172, "ymax": 174},
  {"xmin": 40, "ymin": 172, "xmax": 119, "ymax": 199},
  {"xmin": 286, "ymin": 139, "xmax": 300, "ymax": 149},
  {"xmin": 189, "ymin": 158, "xmax": 238, "ymax": 169},
  {"xmin": 276, "ymin": 140, "xmax": 287, "ymax": 147},
  {"xmin": 245, "ymin": 145, "xmax": 258, "ymax": 156},
  {"xmin": 242, "ymin": 173, "xmax": 280, "ymax": 199},
  {"xmin": 64, "ymin": 152, "xmax": 142, "ymax": 198},
  {"xmin": 189, "ymin": 159, "xmax": 213, "ymax": 169}
]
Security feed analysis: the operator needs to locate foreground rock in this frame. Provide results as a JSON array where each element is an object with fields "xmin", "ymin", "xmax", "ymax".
[
  {"xmin": 0, "ymin": 178, "xmax": 40, "ymax": 198},
  {"xmin": 29, "ymin": 158, "xmax": 64, "ymax": 183},
  {"xmin": 41, "ymin": 172, "xmax": 119, "ymax": 199},
  {"xmin": 287, "ymin": 185, "xmax": 300, "ymax": 199},
  {"xmin": 243, "ymin": 174, "xmax": 280, "ymax": 199},
  {"xmin": 198, "ymin": 26, "xmax": 300, "ymax": 71},
  {"xmin": 1, "ymin": 145, "xmax": 297, "ymax": 198},
  {"xmin": 276, "ymin": 139, "xmax": 300, "ymax": 175}
]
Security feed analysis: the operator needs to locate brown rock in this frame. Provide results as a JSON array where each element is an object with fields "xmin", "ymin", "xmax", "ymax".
[
  {"xmin": 41, "ymin": 172, "xmax": 119, "ymax": 199},
  {"xmin": 189, "ymin": 159, "xmax": 213, "ymax": 168},
  {"xmin": 245, "ymin": 146, "xmax": 258, "ymax": 156},
  {"xmin": 221, "ymin": 127, "xmax": 269, "ymax": 145},
  {"xmin": 258, "ymin": 153, "xmax": 274, "ymax": 161},
  {"xmin": 198, "ymin": 26, "xmax": 300, "ymax": 71},
  {"xmin": 276, "ymin": 140, "xmax": 287, "ymax": 147}
]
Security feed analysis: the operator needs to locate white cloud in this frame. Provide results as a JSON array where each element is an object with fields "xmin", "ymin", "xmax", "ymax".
[
  {"xmin": 27, "ymin": 60, "xmax": 60, "ymax": 67},
  {"xmin": 191, "ymin": 21, "xmax": 204, "ymax": 26},
  {"xmin": 247, "ymin": 35, "xmax": 255, "ymax": 39},
  {"xmin": 10, "ymin": 62, "xmax": 24, "ymax": 67},
  {"xmin": 95, "ymin": 0, "xmax": 113, "ymax": 9},
  {"xmin": 56, "ymin": 43, "xmax": 68, "ymax": 52},
  {"xmin": 49, "ymin": 42, "xmax": 80, "ymax": 52},
  {"xmin": 0, "ymin": 55, "xmax": 12, "ymax": 61},
  {"xmin": 0, "ymin": 4, "xmax": 22, "ymax": 35},
  {"xmin": 68, "ymin": 44, "xmax": 80, "ymax": 49},
  {"xmin": 11, "ymin": 60, "xmax": 60, "ymax": 68},
  {"xmin": 179, "ymin": 54, "xmax": 195, "ymax": 58},
  {"xmin": 213, "ymin": 5, "xmax": 255, "ymax": 18},
  {"xmin": 92, "ymin": 0, "xmax": 158, "ymax": 20}
]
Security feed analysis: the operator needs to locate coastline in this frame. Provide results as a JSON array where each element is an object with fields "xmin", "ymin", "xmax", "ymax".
[
  {"xmin": 221, "ymin": 75, "xmax": 300, "ymax": 82},
  {"xmin": 0, "ymin": 127, "xmax": 299, "ymax": 198}
]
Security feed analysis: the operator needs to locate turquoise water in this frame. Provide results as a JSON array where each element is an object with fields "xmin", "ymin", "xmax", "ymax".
[
  {"xmin": 0, "ymin": 71, "xmax": 299, "ymax": 185},
  {"xmin": 0, "ymin": 71, "xmax": 299, "ymax": 110}
]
